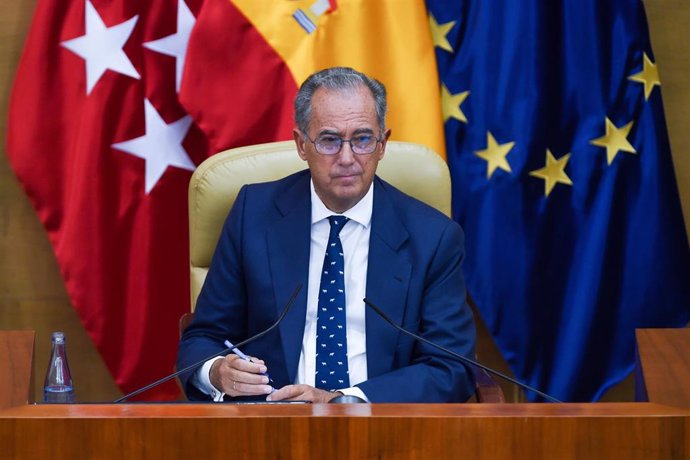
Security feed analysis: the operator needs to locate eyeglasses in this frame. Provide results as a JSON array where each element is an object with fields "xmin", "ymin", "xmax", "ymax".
[{"xmin": 304, "ymin": 132, "xmax": 383, "ymax": 155}]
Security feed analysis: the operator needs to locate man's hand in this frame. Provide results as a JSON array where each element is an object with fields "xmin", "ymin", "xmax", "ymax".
[
  {"xmin": 209, "ymin": 354, "xmax": 273, "ymax": 397},
  {"xmin": 266, "ymin": 384, "xmax": 341, "ymax": 403}
]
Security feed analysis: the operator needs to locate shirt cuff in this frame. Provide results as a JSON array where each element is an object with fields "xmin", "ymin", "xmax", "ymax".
[
  {"xmin": 337, "ymin": 386, "xmax": 369, "ymax": 402},
  {"xmin": 192, "ymin": 356, "xmax": 226, "ymax": 402}
]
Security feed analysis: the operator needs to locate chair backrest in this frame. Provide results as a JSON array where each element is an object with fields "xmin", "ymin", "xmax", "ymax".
[{"xmin": 188, "ymin": 140, "xmax": 451, "ymax": 311}]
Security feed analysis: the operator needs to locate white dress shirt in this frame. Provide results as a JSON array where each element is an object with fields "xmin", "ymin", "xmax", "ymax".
[
  {"xmin": 297, "ymin": 181, "xmax": 371, "ymax": 400},
  {"xmin": 193, "ymin": 180, "xmax": 373, "ymax": 401}
]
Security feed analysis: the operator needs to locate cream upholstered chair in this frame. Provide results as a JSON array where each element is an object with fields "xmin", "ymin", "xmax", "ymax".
[{"xmin": 184, "ymin": 140, "xmax": 504, "ymax": 403}]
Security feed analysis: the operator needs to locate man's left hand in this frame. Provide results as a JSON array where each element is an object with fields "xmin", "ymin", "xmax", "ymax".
[{"xmin": 267, "ymin": 384, "xmax": 341, "ymax": 403}]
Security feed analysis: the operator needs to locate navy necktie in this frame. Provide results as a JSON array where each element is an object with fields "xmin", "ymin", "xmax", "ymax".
[{"xmin": 315, "ymin": 215, "xmax": 350, "ymax": 390}]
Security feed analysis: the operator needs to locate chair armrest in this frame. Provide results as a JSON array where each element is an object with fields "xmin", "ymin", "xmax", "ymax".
[
  {"xmin": 473, "ymin": 365, "xmax": 506, "ymax": 403},
  {"xmin": 179, "ymin": 312, "xmax": 195, "ymax": 338}
]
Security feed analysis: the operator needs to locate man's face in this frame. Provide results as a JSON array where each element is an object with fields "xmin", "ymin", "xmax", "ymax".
[{"xmin": 294, "ymin": 85, "xmax": 390, "ymax": 213}]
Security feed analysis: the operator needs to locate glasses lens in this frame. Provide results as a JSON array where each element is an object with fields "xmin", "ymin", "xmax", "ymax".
[
  {"xmin": 313, "ymin": 134, "xmax": 379, "ymax": 155},
  {"xmin": 315, "ymin": 135, "xmax": 342, "ymax": 155},
  {"xmin": 351, "ymin": 135, "xmax": 377, "ymax": 154}
]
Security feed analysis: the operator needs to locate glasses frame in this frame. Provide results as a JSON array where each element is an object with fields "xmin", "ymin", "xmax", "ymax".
[{"xmin": 303, "ymin": 132, "xmax": 385, "ymax": 156}]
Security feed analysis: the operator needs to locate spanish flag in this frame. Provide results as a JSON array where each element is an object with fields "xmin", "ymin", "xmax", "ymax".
[{"xmin": 180, "ymin": 0, "xmax": 445, "ymax": 156}]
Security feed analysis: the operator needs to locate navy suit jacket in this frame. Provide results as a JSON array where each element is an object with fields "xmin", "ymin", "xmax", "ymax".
[{"xmin": 177, "ymin": 170, "xmax": 476, "ymax": 402}]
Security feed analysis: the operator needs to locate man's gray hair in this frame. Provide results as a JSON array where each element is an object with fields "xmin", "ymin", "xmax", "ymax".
[{"xmin": 294, "ymin": 67, "xmax": 387, "ymax": 135}]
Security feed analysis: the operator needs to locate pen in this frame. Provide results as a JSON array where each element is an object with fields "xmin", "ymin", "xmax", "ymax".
[{"xmin": 224, "ymin": 340, "xmax": 273, "ymax": 383}]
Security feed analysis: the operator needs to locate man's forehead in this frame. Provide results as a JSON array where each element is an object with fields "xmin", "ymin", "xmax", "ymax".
[{"xmin": 310, "ymin": 87, "xmax": 376, "ymax": 123}]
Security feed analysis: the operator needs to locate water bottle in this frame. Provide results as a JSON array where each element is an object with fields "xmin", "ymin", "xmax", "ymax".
[{"xmin": 43, "ymin": 331, "xmax": 74, "ymax": 403}]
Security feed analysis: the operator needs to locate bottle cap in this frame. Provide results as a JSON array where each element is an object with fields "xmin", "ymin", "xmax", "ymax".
[{"xmin": 51, "ymin": 331, "xmax": 65, "ymax": 343}]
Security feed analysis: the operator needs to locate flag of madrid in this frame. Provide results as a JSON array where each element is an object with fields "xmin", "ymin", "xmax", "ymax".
[{"xmin": 7, "ymin": 0, "xmax": 209, "ymax": 399}]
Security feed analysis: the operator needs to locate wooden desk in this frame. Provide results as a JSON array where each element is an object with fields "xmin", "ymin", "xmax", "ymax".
[
  {"xmin": 636, "ymin": 328, "xmax": 690, "ymax": 409},
  {"xmin": 0, "ymin": 330, "xmax": 34, "ymax": 410},
  {"xmin": 1, "ymin": 330, "xmax": 689, "ymax": 459},
  {"xmin": 1, "ymin": 402, "xmax": 689, "ymax": 458}
]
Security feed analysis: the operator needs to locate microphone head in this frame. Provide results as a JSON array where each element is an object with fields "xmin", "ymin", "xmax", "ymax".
[{"xmin": 329, "ymin": 395, "xmax": 367, "ymax": 404}]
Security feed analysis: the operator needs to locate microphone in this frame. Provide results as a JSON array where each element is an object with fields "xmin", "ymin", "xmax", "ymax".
[
  {"xmin": 114, "ymin": 284, "xmax": 303, "ymax": 403},
  {"xmin": 363, "ymin": 298, "xmax": 561, "ymax": 403}
]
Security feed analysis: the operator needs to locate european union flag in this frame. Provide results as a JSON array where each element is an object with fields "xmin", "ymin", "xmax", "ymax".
[{"xmin": 426, "ymin": 0, "xmax": 690, "ymax": 401}]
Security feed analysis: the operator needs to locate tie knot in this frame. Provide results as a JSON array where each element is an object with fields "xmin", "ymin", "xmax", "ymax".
[{"xmin": 327, "ymin": 215, "xmax": 349, "ymax": 237}]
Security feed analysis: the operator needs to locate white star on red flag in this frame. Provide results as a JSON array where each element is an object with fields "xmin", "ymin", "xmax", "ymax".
[
  {"xmin": 61, "ymin": 0, "xmax": 140, "ymax": 94},
  {"xmin": 143, "ymin": 0, "xmax": 196, "ymax": 93},
  {"xmin": 112, "ymin": 99, "xmax": 196, "ymax": 194}
]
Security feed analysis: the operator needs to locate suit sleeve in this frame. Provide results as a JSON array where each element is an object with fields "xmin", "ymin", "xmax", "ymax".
[{"xmin": 176, "ymin": 186, "xmax": 250, "ymax": 400}]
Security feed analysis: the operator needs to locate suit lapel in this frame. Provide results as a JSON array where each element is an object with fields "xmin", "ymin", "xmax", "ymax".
[
  {"xmin": 267, "ymin": 172, "xmax": 311, "ymax": 384},
  {"xmin": 365, "ymin": 178, "xmax": 411, "ymax": 377}
]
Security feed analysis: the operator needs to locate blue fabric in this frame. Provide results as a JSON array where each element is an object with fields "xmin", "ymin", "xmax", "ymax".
[
  {"xmin": 426, "ymin": 0, "xmax": 690, "ymax": 401},
  {"xmin": 177, "ymin": 171, "xmax": 477, "ymax": 402},
  {"xmin": 315, "ymin": 216, "xmax": 350, "ymax": 390}
]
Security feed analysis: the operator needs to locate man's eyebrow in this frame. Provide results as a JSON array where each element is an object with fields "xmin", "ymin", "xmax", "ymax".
[
  {"xmin": 352, "ymin": 128, "xmax": 375, "ymax": 135},
  {"xmin": 316, "ymin": 127, "xmax": 375, "ymax": 136},
  {"xmin": 317, "ymin": 129, "xmax": 342, "ymax": 136}
]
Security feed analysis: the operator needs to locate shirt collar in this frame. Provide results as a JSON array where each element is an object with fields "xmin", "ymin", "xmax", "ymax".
[{"xmin": 310, "ymin": 179, "xmax": 374, "ymax": 228}]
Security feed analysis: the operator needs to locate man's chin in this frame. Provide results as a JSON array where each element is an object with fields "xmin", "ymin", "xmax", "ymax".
[{"xmin": 327, "ymin": 187, "xmax": 366, "ymax": 212}]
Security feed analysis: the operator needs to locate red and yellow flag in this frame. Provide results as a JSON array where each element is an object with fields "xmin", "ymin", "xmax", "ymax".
[{"xmin": 181, "ymin": 0, "xmax": 445, "ymax": 156}]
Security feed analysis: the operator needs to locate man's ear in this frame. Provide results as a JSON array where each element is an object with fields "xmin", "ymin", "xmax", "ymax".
[
  {"xmin": 293, "ymin": 129, "xmax": 308, "ymax": 160},
  {"xmin": 378, "ymin": 129, "xmax": 392, "ymax": 160}
]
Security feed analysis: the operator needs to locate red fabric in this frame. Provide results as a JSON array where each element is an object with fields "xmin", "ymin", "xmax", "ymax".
[
  {"xmin": 179, "ymin": 0, "xmax": 297, "ymax": 151},
  {"xmin": 5, "ymin": 0, "xmax": 294, "ymax": 400}
]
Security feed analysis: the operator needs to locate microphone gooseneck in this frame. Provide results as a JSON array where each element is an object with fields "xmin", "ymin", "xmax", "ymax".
[
  {"xmin": 114, "ymin": 283, "xmax": 303, "ymax": 403},
  {"xmin": 362, "ymin": 297, "xmax": 561, "ymax": 403}
]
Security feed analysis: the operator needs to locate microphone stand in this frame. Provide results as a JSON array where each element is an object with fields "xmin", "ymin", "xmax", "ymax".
[
  {"xmin": 114, "ymin": 284, "xmax": 302, "ymax": 403},
  {"xmin": 363, "ymin": 298, "xmax": 561, "ymax": 403}
]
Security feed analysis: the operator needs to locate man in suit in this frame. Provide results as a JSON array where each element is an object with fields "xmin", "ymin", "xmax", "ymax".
[{"xmin": 177, "ymin": 67, "xmax": 476, "ymax": 403}]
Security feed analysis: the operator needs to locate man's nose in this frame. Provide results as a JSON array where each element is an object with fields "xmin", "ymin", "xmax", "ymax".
[{"xmin": 337, "ymin": 141, "xmax": 356, "ymax": 164}]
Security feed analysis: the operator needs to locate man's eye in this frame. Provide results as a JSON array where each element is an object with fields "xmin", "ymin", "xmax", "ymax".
[
  {"xmin": 318, "ymin": 136, "xmax": 340, "ymax": 144},
  {"xmin": 354, "ymin": 135, "xmax": 373, "ymax": 144}
]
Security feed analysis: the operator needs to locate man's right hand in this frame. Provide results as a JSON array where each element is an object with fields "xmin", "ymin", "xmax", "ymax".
[{"xmin": 209, "ymin": 354, "xmax": 274, "ymax": 397}]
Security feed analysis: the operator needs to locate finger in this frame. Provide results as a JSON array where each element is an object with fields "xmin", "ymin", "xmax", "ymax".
[
  {"xmin": 266, "ymin": 385, "xmax": 304, "ymax": 401},
  {"xmin": 231, "ymin": 379, "xmax": 273, "ymax": 396},
  {"xmin": 217, "ymin": 358, "xmax": 270, "ymax": 394},
  {"xmin": 226, "ymin": 355, "xmax": 268, "ymax": 375},
  {"xmin": 220, "ymin": 363, "xmax": 270, "ymax": 387}
]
